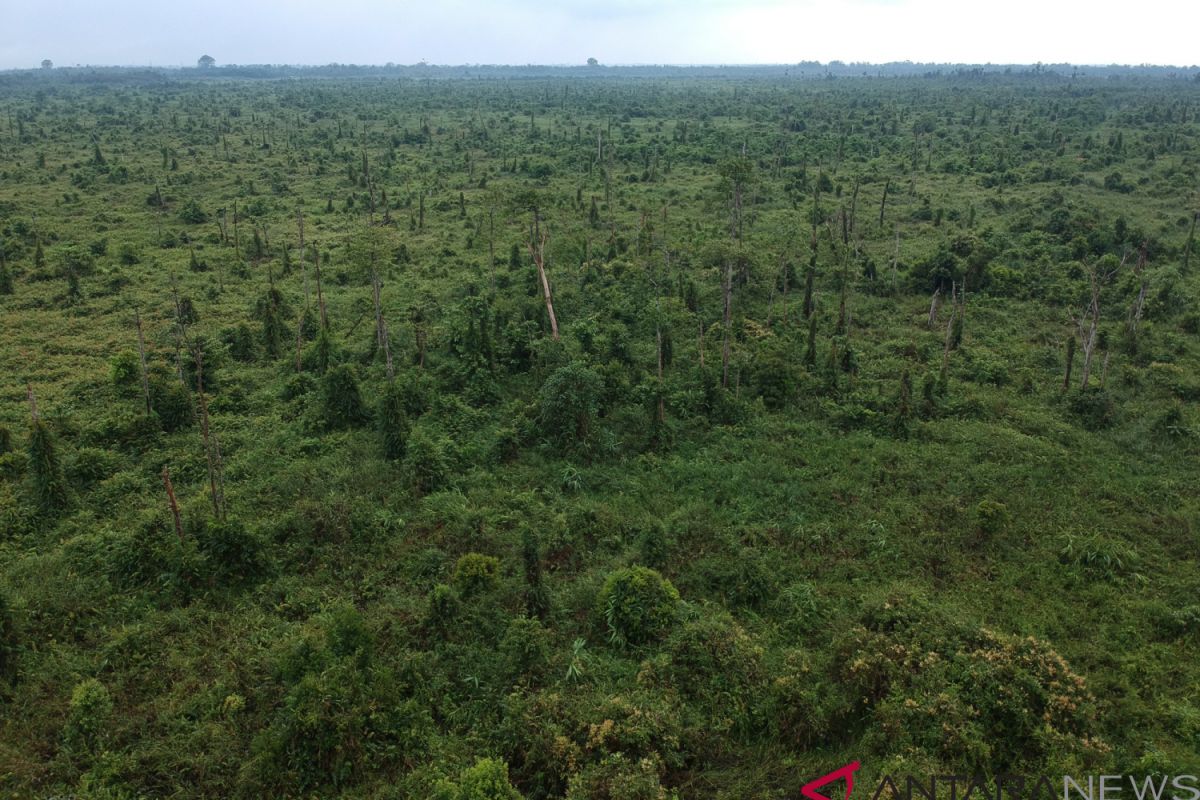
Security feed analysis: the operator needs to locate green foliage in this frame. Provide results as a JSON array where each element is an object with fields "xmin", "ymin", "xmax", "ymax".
[
  {"xmin": 27, "ymin": 420, "xmax": 69, "ymax": 514},
  {"xmin": 194, "ymin": 517, "xmax": 269, "ymax": 585},
  {"xmin": 3, "ymin": 69, "xmax": 1200, "ymax": 795},
  {"xmin": 404, "ymin": 423, "xmax": 451, "ymax": 494},
  {"xmin": 109, "ymin": 349, "xmax": 141, "ymax": 394},
  {"xmin": 975, "ymin": 498, "xmax": 1010, "ymax": 538},
  {"xmin": 596, "ymin": 566, "xmax": 681, "ymax": 648},
  {"xmin": 247, "ymin": 659, "xmax": 431, "ymax": 794},
  {"xmin": 0, "ymin": 590, "xmax": 15, "ymax": 683},
  {"xmin": 63, "ymin": 678, "xmax": 113, "ymax": 756},
  {"xmin": 453, "ymin": 552, "xmax": 501, "ymax": 596},
  {"xmin": 537, "ymin": 361, "xmax": 604, "ymax": 455},
  {"xmin": 320, "ymin": 364, "xmax": 369, "ymax": 429},
  {"xmin": 439, "ymin": 757, "xmax": 525, "ymax": 800},
  {"xmin": 665, "ymin": 611, "xmax": 766, "ymax": 737},
  {"xmin": 378, "ymin": 381, "xmax": 410, "ymax": 460}
]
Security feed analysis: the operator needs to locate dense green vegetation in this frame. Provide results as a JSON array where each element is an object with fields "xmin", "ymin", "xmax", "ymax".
[{"xmin": 0, "ymin": 66, "xmax": 1198, "ymax": 797}]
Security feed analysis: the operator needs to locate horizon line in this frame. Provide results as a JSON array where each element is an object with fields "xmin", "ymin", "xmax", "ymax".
[{"xmin": 6, "ymin": 60, "xmax": 1200, "ymax": 72}]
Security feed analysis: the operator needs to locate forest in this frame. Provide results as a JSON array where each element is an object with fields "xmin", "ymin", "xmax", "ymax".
[{"xmin": 0, "ymin": 65, "xmax": 1199, "ymax": 798}]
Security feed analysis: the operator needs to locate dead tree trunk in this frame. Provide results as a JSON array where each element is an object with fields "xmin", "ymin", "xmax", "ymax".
[
  {"xmin": 721, "ymin": 258, "xmax": 733, "ymax": 389},
  {"xmin": 161, "ymin": 466, "xmax": 183, "ymax": 541},
  {"xmin": 194, "ymin": 350, "xmax": 225, "ymax": 521},
  {"xmin": 528, "ymin": 231, "xmax": 560, "ymax": 340},
  {"xmin": 1076, "ymin": 255, "xmax": 1123, "ymax": 390},
  {"xmin": 1126, "ymin": 244, "xmax": 1149, "ymax": 337},
  {"xmin": 1062, "ymin": 336, "xmax": 1076, "ymax": 391}
]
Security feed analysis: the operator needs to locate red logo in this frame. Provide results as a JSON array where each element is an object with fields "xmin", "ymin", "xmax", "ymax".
[{"xmin": 802, "ymin": 761, "xmax": 862, "ymax": 800}]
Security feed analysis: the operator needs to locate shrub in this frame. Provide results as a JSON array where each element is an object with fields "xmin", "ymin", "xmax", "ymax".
[
  {"xmin": 325, "ymin": 603, "xmax": 374, "ymax": 666},
  {"xmin": 428, "ymin": 583, "xmax": 461, "ymax": 633},
  {"xmin": 454, "ymin": 553, "xmax": 501, "ymax": 596},
  {"xmin": 537, "ymin": 362, "xmax": 604, "ymax": 454},
  {"xmin": 149, "ymin": 378, "xmax": 193, "ymax": 432},
  {"xmin": 439, "ymin": 757, "xmax": 525, "ymax": 800},
  {"xmin": 320, "ymin": 364, "xmax": 369, "ymax": 429},
  {"xmin": 405, "ymin": 425, "xmax": 451, "ymax": 495},
  {"xmin": 27, "ymin": 420, "xmax": 69, "ymax": 514},
  {"xmin": 665, "ymin": 611, "xmax": 766, "ymax": 737},
  {"xmin": 109, "ymin": 349, "xmax": 141, "ymax": 395},
  {"xmin": 975, "ymin": 499, "xmax": 1010, "ymax": 539},
  {"xmin": 564, "ymin": 753, "xmax": 669, "ymax": 800},
  {"xmin": 248, "ymin": 660, "xmax": 431, "ymax": 793},
  {"xmin": 378, "ymin": 381, "xmax": 410, "ymax": 460},
  {"xmin": 0, "ymin": 591, "xmax": 15, "ymax": 682},
  {"xmin": 1066, "ymin": 387, "xmax": 1115, "ymax": 430},
  {"xmin": 63, "ymin": 678, "xmax": 113, "ymax": 756},
  {"xmin": 65, "ymin": 447, "xmax": 117, "ymax": 491},
  {"xmin": 596, "ymin": 566, "xmax": 681, "ymax": 647},
  {"xmin": 499, "ymin": 616, "xmax": 551, "ymax": 683},
  {"xmin": 195, "ymin": 517, "xmax": 268, "ymax": 585},
  {"xmin": 636, "ymin": 520, "xmax": 669, "ymax": 570}
]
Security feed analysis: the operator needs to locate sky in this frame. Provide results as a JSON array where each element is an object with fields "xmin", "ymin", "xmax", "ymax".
[{"xmin": 1, "ymin": 0, "xmax": 1196, "ymax": 70}]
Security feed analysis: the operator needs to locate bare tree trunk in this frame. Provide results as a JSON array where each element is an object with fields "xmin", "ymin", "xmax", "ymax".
[
  {"xmin": 721, "ymin": 259, "xmax": 733, "ymax": 388},
  {"xmin": 698, "ymin": 319, "xmax": 705, "ymax": 368},
  {"xmin": 161, "ymin": 466, "xmax": 183, "ymax": 541},
  {"xmin": 1126, "ymin": 244, "xmax": 1149, "ymax": 336},
  {"xmin": 194, "ymin": 350, "xmax": 225, "ymax": 521},
  {"xmin": 878, "ymin": 179, "xmax": 890, "ymax": 228},
  {"xmin": 135, "ymin": 308, "xmax": 152, "ymax": 416},
  {"xmin": 529, "ymin": 231, "xmax": 560, "ymax": 340},
  {"xmin": 488, "ymin": 207, "xmax": 496, "ymax": 293},
  {"xmin": 927, "ymin": 287, "xmax": 941, "ymax": 329},
  {"xmin": 1062, "ymin": 336, "xmax": 1076, "ymax": 391}
]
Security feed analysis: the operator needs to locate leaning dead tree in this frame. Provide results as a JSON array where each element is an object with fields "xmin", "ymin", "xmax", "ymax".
[
  {"xmin": 1126, "ymin": 242, "xmax": 1149, "ymax": 337},
  {"xmin": 1074, "ymin": 252, "xmax": 1127, "ymax": 390},
  {"xmin": 528, "ymin": 230, "xmax": 560, "ymax": 340}
]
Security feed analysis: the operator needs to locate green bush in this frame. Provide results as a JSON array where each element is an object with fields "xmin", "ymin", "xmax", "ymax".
[
  {"xmin": 1066, "ymin": 387, "xmax": 1116, "ymax": 430},
  {"xmin": 27, "ymin": 420, "xmax": 69, "ymax": 514},
  {"xmin": 378, "ymin": 381, "xmax": 410, "ymax": 460},
  {"xmin": 405, "ymin": 425, "xmax": 451, "ymax": 495},
  {"xmin": 975, "ymin": 499, "xmax": 1010, "ymax": 538},
  {"xmin": 537, "ymin": 361, "xmax": 604, "ymax": 455},
  {"xmin": 248, "ymin": 660, "xmax": 431, "ymax": 793},
  {"xmin": 454, "ymin": 552, "xmax": 501, "ymax": 596},
  {"xmin": 665, "ymin": 611, "xmax": 766, "ymax": 737},
  {"xmin": 63, "ymin": 678, "xmax": 113, "ymax": 756},
  {"xmin": 0, "ymin": 591, "xmax": 15, "ymax": 682},
  {"xmin": 320, "ymin": 364, "xmax": 370, "ymax": 429},
  {"xmin": 596, "ymin": 566, "xmax": 681, "ymax": 647},
  {"xmin": 149, "ymin": 378, "xmax": 193, "ymax": 432},
  {"xmin": 428, "ymin": 583, "xmax": 461, "ymax": 633},
  {"xmin": 109, "ymin": 349, "xmax": 141, "ymax": 395},
  {"xmin": 195, "ymin": 517, "xmax": 269, "ymax": 585},
  {"xmin": 500, "ymin": 616, "xmax": 551, "ymax": 683},
  {"xmin": 437, "ymin": 757, "xmax": 525, "ymax": 800}
]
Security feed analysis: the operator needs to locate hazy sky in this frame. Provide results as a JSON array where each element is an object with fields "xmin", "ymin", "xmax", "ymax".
[{"xmin": 2, "ymin": 0, "xmax": 1196, "ymax": 70}]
